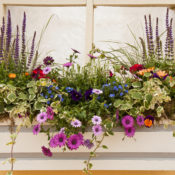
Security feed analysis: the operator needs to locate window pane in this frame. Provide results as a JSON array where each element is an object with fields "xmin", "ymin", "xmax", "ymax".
[
  {"xmin": 94, "ymin": 7, "xmax": 175, "ymax": 50},
  {"xmin": 7, "ymin": 6, "xmax": 86, "ymax": 65}
]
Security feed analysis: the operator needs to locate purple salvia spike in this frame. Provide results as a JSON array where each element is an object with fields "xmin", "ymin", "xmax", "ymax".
[
  {"xmin": 144, "ymin": 15, "xmax": 150, "ymax": 56},
  {"xmin": 148, "ymin": 14, "xmax": 154, "ymax": 56},
  {"xmin": 21, "ymin": 12, "xmax": 26, "ymax": 69},
  {"xmin": 169, "ymin": 18, "xmax": 174, "ymax": 59},
  {"xmin": 165, "ymin": 8, "xmax": 170, "ymax": 57},
  {"xmin": 14, "ymin": 25, "xmax": 19, "ymax": 65},
  {"xmin": 6, "ymin": 10, "xmax": 11, "ymax": 53},
  {"xmin": 139, "ymin": 37, "xmax": 147, "ymax": 63},
  {"xmin": 0, "ymin": 28, "xmax": 3, "ymax": 58},
  {"xmin": 156, "ymin": 18, "xmax": 161, "ymax": 59},
  {"xmin": 27, "ymin": 31, "xmax": 36, "ymax": 69}
]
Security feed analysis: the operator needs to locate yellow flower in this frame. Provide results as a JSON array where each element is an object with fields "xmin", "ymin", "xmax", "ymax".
[{"xmin": 8, "ymin": 73, "xmax": 16, "ymax": 79}]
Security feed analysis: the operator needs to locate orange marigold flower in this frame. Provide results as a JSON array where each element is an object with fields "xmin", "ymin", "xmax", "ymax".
[
  {"xmin": 137, "ymin": 69, "xmax": 147, "ymax": 76},
  {"xmin": 156, "ymin": 71, "xmax": 167, "ymax": 78},
  {"xmin": 52, "ymin": 79, "xmax": 56, "ymax": 83},
  {"xmin": 25, "ymin": 72, "xmax": 29, "ymax": 76},
  {"xmin": 144, "ymin": 119, "xmax": 153, "ymax": 128},
  {"xmin": 8, "ymin": 73, "xmax": 16, "ymax": 79}
]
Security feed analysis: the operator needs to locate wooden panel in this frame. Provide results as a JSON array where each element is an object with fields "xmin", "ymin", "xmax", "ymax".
[
  {"xmin": 1, "ymin": 171, "xmax": 175, "ymax": 175},
  {"xmin": 94, "ymin": 0, "xmax": 175, "ymax": 6}
]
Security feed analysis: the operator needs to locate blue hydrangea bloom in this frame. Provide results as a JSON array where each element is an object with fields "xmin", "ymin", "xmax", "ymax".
[
  {"xmin": 120, "ymin": 92, "xmax": 124, "ymax": 96},
  {"xmin": 109, "ymin": 94, "xmax": 115, "ymax": 98},
  {"xmin": 113, "ymin": 86, "xmax": 119, "ymax": 91}
]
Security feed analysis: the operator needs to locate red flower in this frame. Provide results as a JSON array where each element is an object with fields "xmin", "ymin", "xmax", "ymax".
[
  {"xmin": 130, "ymin": 64, "xmax": 144, "ymax": 73},
  {"xmin": 109, "ymin": 71, "xmax": 113, "ymax": 77},
  {"xmin": 32, "ymin": 68, "xmax": 48, "ymax": 79}
]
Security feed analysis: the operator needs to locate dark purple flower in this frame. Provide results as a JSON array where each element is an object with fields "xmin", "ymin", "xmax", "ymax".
[
  {"xmin": 85, "ymin": 88, "xmax": 93, "ymax": 101},
  {"xmin": 152, "ymin": 73, "xmax": 160, "ymax": 79},
  {"xmin": 63, "ymin": 62, "xmax": 73, "ymax": 67},
  {"xmin": 33, "ymin": 124, "xmax": 41, "ymax": 135},
  {"xmin": 88, "ymin": 54, "xmax": 97, "ymax": 59},
  {"xmin": 67, "ymin": 134, "xmax": 82, "ymax": 150},
  {"xmin": 43, "ymin": 56, "xmax": 54, "ymax": 65},
  {"xmin": 27, "ymin": 31, "xmax": 36, "ymax": 68},
  {"xmin": 70, "ymin": 90, "xmax": 82, "ymax": 101},
  {"xmin": 47, "ymin": 106, "xmax": 54, "ymax": 120},
  {"xmin": 77, "ymin": 132, "xmax": 84, "ymax": 145},
  {"xmin": 84, "ymin": 139, "xmax": 94, "ymax": 149},
  {"xmin": 121, "ymin": 115, "xmax": 134, "ymax": 128},
  {"xmin": 136, "ymin": 116, "xmax": 144, "ymax": 127},
  {"xmin": 41, "ymin": 146, "xmax": 52, "ymax": 157},
  {"xmin": 21, "ymin": 12, "xmax": 26, "ymax": 67},
  {"xmin": 71, "ymin": 48, "xmax": 80, "ymax": 54},
  {"xmin": 125, "ymin": 127, "xmax": 135, "ymax": 137},
  {"xmin": 14, "ymin": 25, "xmax": 19, "ymax": 65},
  {"xmin": 6, "ymin": 10, "xmax": 11, "ymax": 52},
  {"xmin": 0, "ymin": 17, "xmax": 5, "ymax": 58}
]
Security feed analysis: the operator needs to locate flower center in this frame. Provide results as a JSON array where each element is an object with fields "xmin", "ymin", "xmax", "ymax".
[
  {"xmin": 126, "ymin": 119, "xmax": 130, "ymax": 124},
  {"xmin": 128, "ymin": 128, "xmax": 131, "ymax": 133},
  {"xmin": 40, "ymin": 116, "xmax": 44, "ymax": 119},
  {"xmin": 139, "ymin": 118, "xmax": 142, "ymax": 122},
  {"xmin": 59, "ymin": 137, "xmax": 63, "ymax": 142},
  {"xmin": 72, "ymin": 139, "xmax": 77, "ymax": 145},
  {"xmin": 95, "ymin": 128, "xmax": 99, "ymax": 132}
]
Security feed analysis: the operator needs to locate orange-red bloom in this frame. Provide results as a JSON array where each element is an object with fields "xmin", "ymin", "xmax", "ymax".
[
  {"xmin": 25, "ymin": 72, "xmax": 29, "ymax": 76},
  {"xmin": 8, "ymin": 73, "xmax": 16, "ymax": 79},
  {"xmin": 144, "ymin": 119, "xmax": 153, "ymax": 128}
]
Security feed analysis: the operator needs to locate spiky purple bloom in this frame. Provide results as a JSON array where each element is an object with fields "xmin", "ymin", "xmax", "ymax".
[
  {"xmin": 37, "ymin": 112, "xmax": 47, "ymax": 123},
  {"xmin": 92, "ymin": 125, "xmax": 103, "ymax": 136},
  {"xmin": 46, "ymin": 106, "xmax": 54, "ymax": 120},
  {"xmin": 125, "ymin": 127, "xmax": 135, "ymax": 137},
  {"xmin": 70, "ymin": 90, "xmax": 82, "ymax": 101},
  {"xmin": 71, "ymin": 119, "xmax": 82, "ymax": 127},
  {"xmin": 21, "ymin": 12, "xmax": 26, "ymax": 67},
  {"xmin": 169, "ymin": 18, "xmax": 174, "ymax": 58},
  {"xmin": 14, "ymin": 25, "xmax": 19, "ymax": 65},
  {"xmin": 84, "ymin": 139, "xmax": 94, "ymax": 149},
  {"xmin": 92, "ymin": 115, "xmax": 102, "ymax": 125},
  {"xmin": 92, "ymin": 89, "xmax": 103, "ymax": 95},
  {"xmin": 71, "ymin": 48, "xmax": 80, "ymax": 54},
  {"xmin": 121, "ymin": 115, "xmax": 134, "ymax": 128},
  {"xmin": 27, "ymin": 31, "xmax": 36, "ymax": 68},
  {"xmin": 156, "ymin": 18, "xmax": 161, "ymax": 59},
  {"xmin": 85, "ymin": 88, "xmax": 93, "ymax": 101},
  {"xmin": 6, "ymin": 10, "xmax": 11, "ymax": 52},
  {"xmin": 148, "ymin": 14, "xmax": 154, "ymax": 55},
  {"xmin": 43, "ymin": 67, "xmax": 51, "ymax": 74},
  {"xmin": 0, "ymin": 17, "xmax": 5, "ymax": 58},
  {"xmin": 67, "ymin": 134, "xmax": 82, "ymax": 150},
  {"xmin": 63, "ymin": 62, "xmax": 73, "ymax": 67},
  {"xmin": 41, "ymin": 146, "xmax": 52, "ymax": 157},
  {"xmin": 33, "ymin": 124, "xmax": 41, "ymax": 135},
  {"xmin": 43, "ymin": 56, "xmax": 54, "ymax": 65},
  {"xmin": 88, "ymin": 54, "xmax": 97, "ymax": 59},
  {"xmin": 144, "ymin": 15, "xmax": 150, "ymax": 55},
  {"xmin": 136, "ymin": 116, "xmax": 144, "ymax": 126}
]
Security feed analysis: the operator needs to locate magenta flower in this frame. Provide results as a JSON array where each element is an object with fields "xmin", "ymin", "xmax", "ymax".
[
  {"xmin": 92, "ymin": 89, "xmax": 103, "ymax": 95},
  {"xmin": 43, "ymin": 67, "xmax": 51, "ymax": 74},
  {"xmin": 67, "ymin": 134, "xmax": 82, "ymax": 150},
  {"xmin": 88, "ymin": 54, "xmax": 97, "ymax": 59},
  {"xmin": 136, "ymin": 116, "xmax": 144, "ymax": 126},
  {"xmin": 37, "ymin": 112, "xmax": 47, "ymax": 123},
  {"xmin": 71, "ymin": 119, "xmax": 82, "ymax": 127},
  {"xmin": 84, "ymin": 139, "xmax": 94, "ymax": 149},
  {"xmin": 92, "ymin": 125, "xmax": 102, "ymax": 136},
  {"xmin": 71, "ymin": 48, "xmax": 80, "ymax": 54},
  {"xmin": 125, "ymin": 127, "xmax": 135, "ymax": 137},
  {"xmin": 54, "ymin": 133, "xmax": 67, "ymax": 148},
  {"xmin": 92, "ymin": 115, "xmax": 102, "ymax": 125},
  {"xmin": 47, "ymin": 106, "xmax": 54, "ymax": 120},
  {"xmin": 59, "ymin": 127, "xmax": 65, "ymax": 133},
  {"xmin": 121, "ymin": 115, "xmax": 134, "ymax": 128},
  {"xmin": 50, "ymin": 136, "xmax": 59, "ymax": 148},
  {"xmin": 77, "ymin": 132, "xmax": 84, "ymax": 145},
  {"xmin": 63, "ymin": 62, "xmax": 73, "ymax": 67},
  {"xmin": 41, "ymin": 146, "xmax": 52, "ymax": 157},
  {"xmin": 33, "ymin": 124, "xmax": 40, "ymax": 135}
]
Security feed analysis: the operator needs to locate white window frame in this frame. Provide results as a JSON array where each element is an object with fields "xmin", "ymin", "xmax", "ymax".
[{"xmin": 0, "ymin": 0, "xmax": 175, "ymax": 63}]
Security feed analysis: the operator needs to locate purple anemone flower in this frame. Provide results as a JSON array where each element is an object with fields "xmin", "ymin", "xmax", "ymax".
[
  {"xmin": 125, "ymin": 127, "xmax": 135, "ymax": 137},
  {"xmin": 92, "ymin": 125, "xmax": 103, "ymax": 136},
  {"xmin": 84, "ymin": 139, "xmax": 94, "ymax": 149},
  {"xmin": 67, "ymin": 134, "xmax": 82, "ymax": 150},
  {"xmin": 88, "ymin": 54, "xmax": 97, "ymax": 59},
  {"xmin": 121, "ymin": 115, "xmax": 134, "ymax": 128},
  {"xmin": 85, "ymin": 88, "xmax": 93, "ymax": 101},
  {"xmin": 92, "ymin": 89, "xmax": 103, "ymax": 95},
  {"xmin": 63, "ymin": 62, "xmax": 73, "ymax": 67},
  {"xmin": 41, "ymin": 146, "xmax": 52, "ymax": 157},
  {"xmin": 47, "ymin": 106, "xmax": 54, "ymax": 120},
  {"xmin": 37, "ymin": 112, "xmax": 47, "ymax": 123},
  {"xmin": 71, "ymin": 119, "xmax": 82, "ymax": 127},
  {"xmin": 136, "ymin": 116, "xmax": 144, "ymax": 126},
  {"xmin": 54, "ymin": 133, "xmax": 67, "ymax": 148},
  {"xmin": 43, "ymin": 56, "xmax": 54, "ymax": 66},
  {"xmin": 43, "ymin": 67, "xmax": 51, "ymax": 74},
  {"xmin": 50, "ymin": 135, "xmax": 59, "ymax": 148},
  {"xmin": 33, "ymin": 124, "xmax": 40, "ymax": 135},
  {"xmin": 92, "ymin": 115, "xmax": 102, "ymax": 125},
  {"xmin": 70, "ymin": 90, "xmax": 82, "ymax": 101}
]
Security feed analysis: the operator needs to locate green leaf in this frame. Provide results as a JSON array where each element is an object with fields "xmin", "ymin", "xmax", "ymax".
[
  {"xmin": 132, "ymin": 81, "xmax": 141, "ymax": 88},
  {"xmin": 173, "ymin": 131, "xmax": 175, "ymax": 137},
  {"xmin": 0, "ymin": 102, "xmax": 4, "ymax": 113},
  {"xmin": 114, "ymin": 99, "xmax": 123, "ymax": 108},
  {"xmin": 28, "ymin": 88, "xmax": 35, "ymax": 95},
  {"xmin": 120, "ymin": 103, "xmax": 132, "ymax": 110},
  {"xmin": 130, "ymin": 92, "xmax": 142, "ymax": 100},
  {"xmin": 156, "ymin": 106, "xmax": 164, "ymax": 117},
  {"xmin": 143, "ymin": 72, "xmax": 152, "ymax": 77},
  {"xmin": 34, "ymin": 101, "xmax": 43, "ymax": 110},
  {"xmin": 18, "ymin": 93, "xmax": 27, "ymax": 100},
  {"xmin": 7, "ymin": 93, "xmax": 16, "ymax": 103},
  {"xmin": 102, "ymin": 145, "xmax": 108, "ymax": 149},
  {"xmin": 27, "ymin": 81, "xmax": 36, "ymax": 88},
  {"xmin": 29, "ymin": 94, "xmax": 36, "ymax": 101}
]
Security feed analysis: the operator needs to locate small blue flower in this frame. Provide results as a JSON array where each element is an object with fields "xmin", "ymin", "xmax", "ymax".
[
  {"xmin": 118, "ymin": 85, "xmax": 123, "ymax": 89},
  {"xmin": 109, "ymin": 94, "xmax": 115, "ymax": 98},
  {"xmin": 120, "ymin": 92, "xmax": 124, "ymax": 96},
  {"xmin": 55, "ymin": 86, "xmax": 59, "ymax": 90},
  {"xmin": 125, "ymin": 90, "xmax": 128, "ymax": 93},
  {"xmin": 47, "ymin": 101, "xmax": 50, "ymax": 105},
  {"xmin": 124, "ymin": 84, "xmax": 128, "ymax": 88},
  {"xmin": 57, "ymin": 94, "xmax": 62, "ymax": 99},
  {"xmin": 97, "ymin": 96, "xmax": 101, "ymax": 100},
  {"xmin": 61, "ymin": 98, "xmax": 64, "ymax": 102},
  {"xmin": 104, "ymin": 104, "xmax": 109, "ymax": 108},
  {"xmin": 48, "ymin": 90, "xmax": 52, "ymax": 94},
  {"xmin": 49, "ymin": 85, "xmax": 53, "ymax": 88},
  {"xmin": 40, "ymin": 93, "xmax": 44, "ymax": 96},
  {"xmin": 50, "ymin": 94, "xmax": 54, "ymax": 98},
  {"xmin": 102, "ymin": 83, "xmax": 110, "ymax": 88},
  {"xmin": 66, "ymin": 87, "xmax": 73, "ymax": 92},
  {"xmin": 45, "ymin": 95, "xmax": 48, "ymax": 99},
  {"xmin": 113, "ymin": 86, "xmax": 119, "ymax": 91},
  {"xmin": 113, "ymin": 81, "xmax": 116, "ymax": 84}
]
